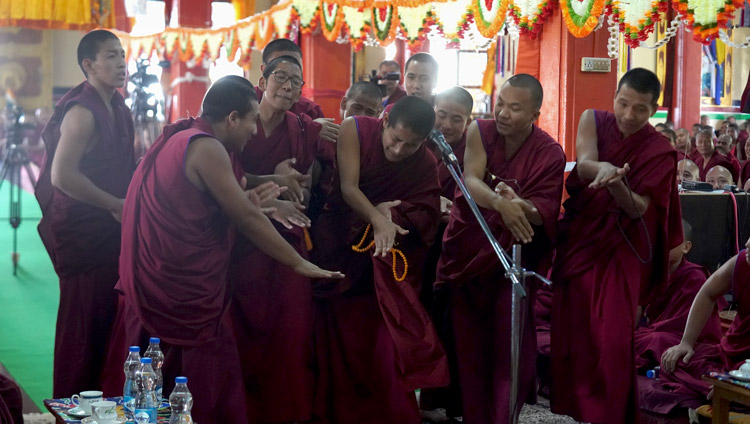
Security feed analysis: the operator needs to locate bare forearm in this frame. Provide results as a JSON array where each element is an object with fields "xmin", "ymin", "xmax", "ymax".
[
  {"xmin": 52, "ymin": 170, "xmax": 121, "ymax": 212},
  {"xmin": 465, "ymin": 175, "xmax": 501, "ymax": 211},
  {"xmin": 341, "ymin": 184, "xmax": 384, "ymax": 225},
  {"xmin": 523, "ymin": 200, "xmax": 543, "ymax": 226},
  {"xmin": 607, "ymin": 180, "xmax": 649, "ymax": 219},
  {"xmin": 577, "ymin": 160, "xmax": 605, "ymax": 181},
  {"xmin": 680, "ymin": 291, "xmax": 718, "ymax": 348}
]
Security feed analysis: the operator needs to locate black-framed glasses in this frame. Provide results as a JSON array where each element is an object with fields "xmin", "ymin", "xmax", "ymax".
[{"xmin": 269, "ymin": 71, "xmax": 305, "ymax": 89}]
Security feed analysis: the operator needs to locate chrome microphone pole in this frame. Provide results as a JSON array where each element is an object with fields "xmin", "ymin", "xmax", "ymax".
[{"xmin": 429, "ymin": 130, "xmax": 551, "ymax": 424}]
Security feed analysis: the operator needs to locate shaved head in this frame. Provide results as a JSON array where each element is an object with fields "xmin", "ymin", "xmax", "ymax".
[
  {"xmin": 706, "ymin": 165, "xmax": 733, "ymax": 189},
  {"xmin": 435, "ymin": 86, "xmax": 473, "ymax": 116},
  {"xmin": 346, "ymin": 81, "xmax": 382, "ymax": 100},
  {"xmin": 504, "ymin": 73, "xmax": 543, "ymax": 110},
  {"xmin": 676, "ymin": 159, "xmax": 699, "ymax": 184}
]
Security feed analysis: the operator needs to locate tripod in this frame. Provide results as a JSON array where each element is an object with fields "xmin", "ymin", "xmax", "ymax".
[{"xmin": 0, "ymin": 142, "xmax": 37, "ymax": 275}]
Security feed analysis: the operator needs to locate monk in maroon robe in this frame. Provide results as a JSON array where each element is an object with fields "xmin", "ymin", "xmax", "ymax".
[
  {"xmin": 677, "ymin": 159, "xmax": 700, "ymax": 186},
  {"xmin": 34, "ymin": 30, "xmax": 135, "ymax": 398},
  {"xmin": 381, "ymin": 53, "xmax": 439, "ymax": 117},
  {"xmin": 675, "ymin": 128, "xmax": 696, "ymax": 159},
  {"xmin": 551, "ymin": 68, "xmax": 683, "ymax": 424},
  {"xmin": 340, "ymin": 81, "xmax": 383, "ymax": 120},
  {"xmin": 419, "ymin": 87, "xmax": 474, "ymax": 422},
  {"xmin": 435, "ymin": 75, "xmax": 565, "ymax": 424},
  {"xmin": 0, "ymin": 373, "xmax": 22, "ymax": 424},
  {"xmin": 228, "ymin": 55, "xmax": 327, "ymax": 424},
  {"xmin": 706, "ymin": 165, "xmax": 734, "ymax": 190},
  {"xmin": 103, "ymin": 76, "xmax": 342, "ymax": 424},
  {"xmin": 635, "ymin": 220, "xmax": 726, "ymax": 413},
  {"xmin": 695, "ymin": 130, "xmax": 736, "ymax": 182},
  {"xmin": 311, "ymin": 96, "xmax": 447, "ymax": 424}
]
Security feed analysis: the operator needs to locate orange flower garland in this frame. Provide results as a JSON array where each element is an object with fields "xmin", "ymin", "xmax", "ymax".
[
  {"xmin": 320, "ymin": 1, "xmax": 345, "ymax": 41},
  {"xmin": 508, "ymin": 0, "xmax": 558, "ymax": 37},
  {"xmin": 608, "ymin": 0, "xmax": 668, "ymax": 47},
  {"xmin": 372, "ymin": 4, "xmax": 401, "ymax": 43},
  {"xmin": 671, "ymin": 0, "xmax": 744, "ymax": 43},
  {"xmin": 560, "ymin": 0, "xmax": 606, "ymax": 37},
  {"xmin": 472, "ymin": 0, "xmax": 511, "ymax": 38}
]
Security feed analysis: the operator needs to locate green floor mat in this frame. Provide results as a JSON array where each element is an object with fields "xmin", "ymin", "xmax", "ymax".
[{"xmin": 0, "ymin": 180, "xmax": 57, "ymax": 410}]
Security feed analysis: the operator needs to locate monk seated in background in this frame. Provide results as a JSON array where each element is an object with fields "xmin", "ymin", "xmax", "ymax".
[
  {"xmin": 677, "ymin": 159, "xmax": 700, "ymax": 186},
  {"xmin": 715, "ymin": 134, "xmax": 741, "ymax": 179},
  {"xmin": 706, "ymin": 165, "xmax": 734, "ymax": 190},
  {"xmin": 695, "ymin": 130, "xmax": 735, "ymax": 182},
  {"xmin": 340, "ymin": 81, "xmax": 383, "ymax": 119},
  {"xmin": 635, "ymin": 219, "xmax": 726, "ymax": 414},
  {"xmin": 676, "ymin": 128, "xmax": 695, "ymax": 158},
  {"xmin": 662, "ymin": 237, "xmax": 750, "ymax": 419}
]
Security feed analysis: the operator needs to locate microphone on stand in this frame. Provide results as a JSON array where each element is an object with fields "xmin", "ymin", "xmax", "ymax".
[{"xmin": 428, "ymin": 129, "xmax": 458, "ymax": 166}]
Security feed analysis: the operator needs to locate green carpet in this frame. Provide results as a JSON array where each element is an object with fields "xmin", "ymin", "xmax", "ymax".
[{"xmin": 0, "ymin": 180, "xmax": 58, "ymax": 410}]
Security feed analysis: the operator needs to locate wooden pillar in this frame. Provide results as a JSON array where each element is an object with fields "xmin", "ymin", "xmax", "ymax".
[
  {"xmin": 519, "ymin": 13, "xmax": 618, "ymax": 161},
  {"xmin": 169, "ymin": 0, "xmax": 211, "ymax": 121},
  {"xmin": 300, "ymin": 32, "xmax": 351, "ymax": 118},
  {"xmin": 667, "ymin": 23, "xmax": 702, "ymax": 129}
]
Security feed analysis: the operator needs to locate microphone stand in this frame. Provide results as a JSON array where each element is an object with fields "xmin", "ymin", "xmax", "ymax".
[{"xmin": 430, "ymin": 130, "xmax": 552, "ymax": 424}]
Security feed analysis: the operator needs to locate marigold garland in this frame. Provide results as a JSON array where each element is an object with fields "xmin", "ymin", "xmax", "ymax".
[
  {"xmin": 472, "ymin": 0, "xmax": 511, "ymax": 38},
  {"xmin": 351, "ymin": 224, "xmax": 408, "ymax": 282},
  {"xmin": 608, "ymin": 0, "xmax": 668, "ymax": 47},
  {"xmin": 342, "ymin": 6, "xmax": 371, "ymax": 50},
  {"xmin": 671, "ymin": 0, "xmax": 744, "ymax": 43},
  {"xmin": 399, "ymin": 4, "xmax": 434, "ymax": 46},
  {"xmin": 433, "ymin": 0, "xmax": 473, "ymax": 41},
  {"xmin": 508, "ymin": 0, "xmax": 558, "ymax": 38},
  {"xmin": 320, "ymin": 1, "xmax": 345, "ymax": 41},
  {"xmin": 372, "ymin": 5, "xmax": 401, "ymax": 43},
  {"xmin": 560, "ymin": 0, "xmax": 607, "ymax": 37},
  {"xmin": 292, "ymin": 0, "xmax": 320, "ymax": 32}
]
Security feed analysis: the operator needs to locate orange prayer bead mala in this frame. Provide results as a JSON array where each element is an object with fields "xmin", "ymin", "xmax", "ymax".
[{"xmin": 351, "ymin": 224, "xmax": 408, "ymax": 282}]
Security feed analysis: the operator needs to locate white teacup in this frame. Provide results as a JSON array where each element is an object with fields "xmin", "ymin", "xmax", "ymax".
[
  {"xmin": 72, "ymin": 390, "xmax": 103, "ymax": 414},
  {"xmin": 91, "ymin": 400, "xmax": 118, "ymax": 424}
]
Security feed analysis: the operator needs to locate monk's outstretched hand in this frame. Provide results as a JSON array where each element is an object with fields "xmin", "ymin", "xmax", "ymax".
[
  {"xmin": 293, "ymin": 260, "xmax": 345, "ymax": 279},
  {"xmin": 269, "ymin": 199, "xmax": 311, "ymax": 229},
  {"xmin": 376, "ymin": 200, "xmax": 401, "ymax": 221},
  {"xmin": 246, "ymin": 181, "xmax": 284, "ymax": 216},
  {"xmin": 315, "ymin": 118, "xmax": 340, "ymax": 142},
  {"xmin": 589, "ymin": 162, "xmax": 620, "ymax": 189},
  {"xmin": 272, "ymin": 158, "xmax": 311, "ymax": 204},
  {"xmin": 660, "ymin": 342, "xmax": 695, "ymax": 374},
  {"xmin": 495, "ymin": 197, "xmax": 535, "ymax": 244},
  {"xmin": 372, "ymin": 216, "xmax": 409, "ymax": 258},
  {"xmin": 109, "ymin": 198, "xmax": 125, "ymax": 223}
]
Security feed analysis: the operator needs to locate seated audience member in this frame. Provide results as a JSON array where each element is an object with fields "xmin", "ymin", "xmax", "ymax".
[
  {"xmin": 705, "ymin": 165, "xmax": 734, "ymax": 190},
  {"xmin": 742, "ymin": 140, "xmax": 750, "ymax": 188},
  {"xmin": 676, "ymin": 159, "xmax": 700, "ymax": 185},
  {"xmin": 661, "ymin": 128, "xmax": 677, "ymax": 148},
  {"xmin": 340, "ymin": 81, "xmax": 383, "ymax": 119},
  {"xmin": 691, "ymin": 123, "xmax": 702, "ymax": 140},
  {"xmin": 717, "ymin": 120, "xmax": 729, "ymax": 137},
  {"xmin": 104, "ymin": 76, "xmax": 342, "ymax": 424},
  {"xmin": 727, "ymin": 115, "xmax": 738, "ymax": 125},
  {"xmin": 675, "ymin": 128, "xmax": 694, "ymax": 158},
  {"xmin": 700, "ymin": 114, "xmax": 709, "ymax": 127},
  {"xmin": 635, "ymin": 220, "xmax": 726, "ymax": 414},
  {"xmin": 694, "ymin": 129, "xmax": 735, "ymax": 181},
  {"xmin": 737, "ymin": 122, "xmax": 749, "ymax": 159},
  {"xmin": 715, "ymin": 134, "xmax": 742, "ymax": 178},
  {"xmin": 662, "ymin": 237, "xmax": 750, "ymax": 384}
]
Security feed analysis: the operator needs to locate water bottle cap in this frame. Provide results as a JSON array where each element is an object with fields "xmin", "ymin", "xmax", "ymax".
[
  {"xmin": 141, "ymin": 357, "xmax": 153, "ymax": 364},
  {"xmin": 175, "ymin": 376, "xmax": 187, "ymax": 384},
  {"xmin": 129, "ymin": 346, "xmax": 140, "ymax": 352},
  {"xmin": 646, "ymin": 370, "xmax": 655, "ymax": 378},
  {"xmin": 149, "ymin": 337, "xmax": 160, "ymax": 344}
]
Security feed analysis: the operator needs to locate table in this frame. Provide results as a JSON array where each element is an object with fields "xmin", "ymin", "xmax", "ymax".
[
  {"xmin": 43, "ymin": 397, "xmax": 170, "ymax": 423},
  {"xmin": 702, "ymin": 374, "xmax": 750, "ymax": 424},
  {"xmin": 680, "ymin": 192, "xmax": 750, "ymax": 272}
]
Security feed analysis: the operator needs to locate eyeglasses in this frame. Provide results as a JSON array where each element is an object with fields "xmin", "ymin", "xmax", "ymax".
[{"xmin": 269, "ymin": 71, "xmax": 305, "ymax": 89}]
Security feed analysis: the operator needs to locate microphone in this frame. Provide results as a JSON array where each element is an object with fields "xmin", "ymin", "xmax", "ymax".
[{"xmin": 428, "ymin": 129, "xmax": 458, "ymax": 165}]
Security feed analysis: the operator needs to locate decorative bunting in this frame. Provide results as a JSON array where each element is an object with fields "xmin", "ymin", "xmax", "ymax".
[
  {"xmin": 560, "ymin": 0, "xmax": 607, "ymax": 37},
  {"xmin": 432, "ymin": 0, "xmax": 473, "ymax": 41},
  {"xmin": 372, "ymin": 5, "xmax": 400, "ymax": 43},
  {"xmin": 320, "ymin": 1, "xmax": 344, "ymax": 41},
  {"xmin": 473, "ymin": 0, "xmax": 511, "ymax": 38},
  {"xmin": 608, "ymin": 0, "xmax": 669, "ymax": 47},
  {"xmin": 509, "ymin": 0, "xmax": 558, "ymax": 37},
  {"xmin": 673, "ymin": 0, "xmax": 744, "ymax": 43}
]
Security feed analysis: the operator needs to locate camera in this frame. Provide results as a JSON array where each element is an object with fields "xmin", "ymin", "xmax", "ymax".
[{"xmin": 368, "ymin": 70, "xmax": 401, "ymax": 96}]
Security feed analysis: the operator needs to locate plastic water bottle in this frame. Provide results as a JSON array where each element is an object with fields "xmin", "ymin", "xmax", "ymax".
[
  {"xmin": 144, "ymin": 337, "xmax": 165, "ymax": 400},
  {"xmin": 123, "ymin": 346, "xmax": 141, "ymax": 415},
  {"xmin": 169, "ymin": 376, "xmax": 194, "ymax": 424},
  {"xmin": 646, "ymin": 366, "xmax": 660, "ymax": 379},
  {"xmin": 134, "ymin": 357, "xmax": 159, "ymax": 423}
]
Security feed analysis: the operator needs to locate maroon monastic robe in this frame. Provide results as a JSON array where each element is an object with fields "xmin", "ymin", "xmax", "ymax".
[
  {"xmin": 720, "ymin": 250, "xmax": 750, "ymax": 370},
  {"xmin": 741, "ymin": 161, "xmax": 750, "ymax": 186},
  {"xmin": 0, "ymin": 374, "xmax": 22, "ymax": 424},
  {"xmin": 694, "ymin": 150, "xmax": 737, "ymax": 182},
  {"xmin": 311, "ymin": 116, "xmax": 447, "ymax": 424},
  {"xmin": 383, "ymin": 86, "xmax": 407, "ymax": 108},
  {"xmin": 737, "ymin": 130, "xmax": 748, "ymax": 161},
  {"xmin": 228, "ymin": 111, "xmax": 324, "ymax": 424},
  {"xmin": 35, "ymin": 81, "xmax": 135, "ymax": 397},
  {"xmin": 634, "ymin": 259, "xmax": 726, "ymax": 413},
  {"xmin": 551, "ymin": 110, "xmax": 683, "ymax": 424},
  {"xmin": 436, "ymin": 133, "xmax": 466, "ymax": 200},
  {"xmin": 254, "ymin": 86, "xmax": 324, "ymax": 119},
  {"xmin": 436, "ymin": 121, "xmax": 565, "ymax": 424},
  {"xmin": 107, "ymin": 118, "xmax": 247, "ymax": 424}
]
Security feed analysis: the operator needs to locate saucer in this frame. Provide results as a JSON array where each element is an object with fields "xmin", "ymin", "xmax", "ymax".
[
  {"xmin": 81, "ymin": 417, "xmax": 127, "ymax": 424},
  {"xmin": 729, "ymin": 370, "xmax": 750, "ymax": 382},
  {"xmin": 67, "ymin": 407, "xmax": 91, "ymax": 418}
]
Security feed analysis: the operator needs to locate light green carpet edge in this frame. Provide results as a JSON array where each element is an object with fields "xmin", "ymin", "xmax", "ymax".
[{"xmin": 0, "ymin": 181, "xmax": 58, "ymax": 410}]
